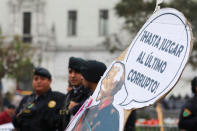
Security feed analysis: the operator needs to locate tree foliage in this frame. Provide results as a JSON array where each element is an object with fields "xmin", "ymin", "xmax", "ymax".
[
  {"xmin": 0, "ymin": 32, "xmax": 34, "ymax": 88},
  {"xmin": 115, "ymin": 0, "xmax": 197, "ymax": 68}
]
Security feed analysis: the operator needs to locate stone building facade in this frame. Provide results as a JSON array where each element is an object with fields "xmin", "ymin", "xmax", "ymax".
[{"xmin": 0, "ymin": 0, "xmax": 195, "ymax": 97}]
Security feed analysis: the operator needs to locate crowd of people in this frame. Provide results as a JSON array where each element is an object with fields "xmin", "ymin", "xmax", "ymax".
[
  {"xmin": 0, "ymin": 56, "xmax": 196, "ymax": 131},
  {"xmin": 0, "ymin": 57, "xmax": 136, "ymax": 131},
  {"xmin": 161, "ymin": 94, "xmax": 191, "ymax": 110}
]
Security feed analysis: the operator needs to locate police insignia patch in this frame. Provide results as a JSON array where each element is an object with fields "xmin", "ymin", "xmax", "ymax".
[
  {"xmin": 48, "ymin": 100, "xmax": 56, "ymax": 108},
  {"xmin": 23, "ymin": 109, "xmax": 31, "ymax": 113},
  {"xmin": 183, "ymin": 108, "xmax": 191, "ymax": 117},
  {"xmin": 28, "ymin": 103, "xmax": 34, "ymax": 109}
]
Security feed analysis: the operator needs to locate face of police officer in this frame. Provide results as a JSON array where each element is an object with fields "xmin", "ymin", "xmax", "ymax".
[
  {"xmin": 33, "ymin": 75, "xmax": 51, "ymax": 96},
  {"xmin": 68, "ymin": 68, "xmax": 82, "ymax": 87}
]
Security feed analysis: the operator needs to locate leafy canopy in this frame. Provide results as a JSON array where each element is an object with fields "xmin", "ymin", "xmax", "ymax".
[{"xmin": 0, "ymin": 33, "xmax": 34, "ymax": 82}]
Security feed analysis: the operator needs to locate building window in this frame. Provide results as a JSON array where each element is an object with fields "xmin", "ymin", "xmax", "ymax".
[
  {"xmin": 23, "ymin": 12, "xmax": 32, "ymax": 43},
  {"xmin": 99, "ymin": 10, "xmax": 109, "ymax": 36},
  {"xmin": 68, "ymin": 10, "xmax": 77, "ymax": 36}
]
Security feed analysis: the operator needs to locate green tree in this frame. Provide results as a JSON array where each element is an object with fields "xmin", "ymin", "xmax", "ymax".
[
  {"xmin": 0, "ymin": 33, "xmax": 34, "ymax": 110},
  {"xmin": 0, "ymin": 34, "xmax": 34, "ymax": 88},
  {"xmin": 115, "ymin": 0, "xmax": 197, "ymax": 68}
]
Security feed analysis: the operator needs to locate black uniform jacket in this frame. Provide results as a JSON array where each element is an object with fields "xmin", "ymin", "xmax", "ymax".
[
  {"xmin": 59, "ymin": 86, "xmax": 91, "ymax": 130},
  {"xmin": 178, "ymin": 94, "xmax": 197, "ymax": 131},
  {"xmin": 12, "ymin": 89, "xmax": 66, "ymax": 131}
]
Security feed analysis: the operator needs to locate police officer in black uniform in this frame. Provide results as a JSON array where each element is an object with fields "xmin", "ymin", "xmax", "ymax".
[
  {"xmin": 80, "ymin": 60, "xmax": 107, "ymax": 93},
  {"xmin": 59, "ymin": 57, "xmax": 91, "ymax": 130},
  {"xmin": 12, "ymin": 67, "xmax": 66, "ymax": 131},
  {"xmin": 178, "ymin": 76, "xmax": 197, "ymax": 131}
]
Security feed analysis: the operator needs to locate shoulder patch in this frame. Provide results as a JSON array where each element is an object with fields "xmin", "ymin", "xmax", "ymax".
[
  {"xmin": 48, "ymin": 100, "xmax": 56, "ymax": 108},
  {"xmin": 183, "ymin": 108, "xmax": 191, "ymax": 117},
  {"xmin": 27, "ymin": 103, "xmax": 34, "ymax": 109},
  {"xmin": 23, "ymin": 109, "xmax": 31, "ymax": 113}
]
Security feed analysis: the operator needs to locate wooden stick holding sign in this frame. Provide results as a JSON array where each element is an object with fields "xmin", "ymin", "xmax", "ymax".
[
  {"xmin": 66, "ymin": 7, "xmax": 193, "ymax": 131},
  {"xmin": 156, "ymin": 102, "xmax": 164, "ymax": 131},
  {"xmin": 154, "ymin": 0, "xmax": 164, "ymax": 12}
]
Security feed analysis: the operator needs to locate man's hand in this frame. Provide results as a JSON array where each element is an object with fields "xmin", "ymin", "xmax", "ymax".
[{"xmin": 68, "ymin": 101, "xmax": 78, "ymax": 110}]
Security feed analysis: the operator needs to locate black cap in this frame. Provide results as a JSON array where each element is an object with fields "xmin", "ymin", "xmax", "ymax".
[
  {"xmin": 68, "ymin": 57, "xmax": 86, "ymax": 72},
  {"xmin": 191, "ymin": 76, "xmax": 197, "ymax": 93},
  {"xmin": 34, "ymin": 67, "xmax": 52, "ymax": 80},
  {"xmin": 81, "ymin": 60, "xmax": 107, "ymax": 83}
]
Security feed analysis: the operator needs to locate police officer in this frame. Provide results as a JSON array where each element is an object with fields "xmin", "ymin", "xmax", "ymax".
[
  {"xmin": 68, "ymin": 59, "xmax": 106, "ymax": 117},
  {"xmin": 80, "ymin": 60, "xmax": 107, "ymax": 93},
  {"xmin": 60, "ymin": 57, "xmax": 91, "ymax": 130},
  {"xmin": 12, "ymin": 67, "xmax": 66, "ymax": 131},
  {"xmin": 178, "ymin": 76, "xmax": 197, "ymax": 131}
]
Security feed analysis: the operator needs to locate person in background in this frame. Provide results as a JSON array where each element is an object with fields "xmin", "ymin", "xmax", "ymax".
[
  {"xmin": 3, "ymin": 92, "xmax": 13, "ymax": 108},
  {"xmin": 67, "ymin": 59, "xmax": 107, "ymax": 118},
  {"xmin": 60, "ymin": 57, "xmax": 91, "ymax": 130},
  {"xmin": 80, "ymin": 60, "xmax": 107, "ymax": 93},
  {"xmin": 66, "ymin": 60, "xmax": 107, "ymax": 131},
  {"xmin": 12, "ymin": 67, "xmax": 66, "ymax": 131},
  {"xmin": 178, "ymin": 76, "xmax": 197, "ymax": 131},
  {"xmin": 0, "ymin": 104, "xmax": 15, "ymax": 125}
]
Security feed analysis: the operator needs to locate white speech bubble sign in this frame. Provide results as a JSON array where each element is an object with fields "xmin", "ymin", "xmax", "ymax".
[{"xmin": 119, "ymin": 8, "xmax": 192, "ymax": 110}]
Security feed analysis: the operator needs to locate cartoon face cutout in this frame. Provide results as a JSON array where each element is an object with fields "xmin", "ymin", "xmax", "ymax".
[{"xmin": 97, "ymin": 62, "xmax": 125, "ymax": 100}]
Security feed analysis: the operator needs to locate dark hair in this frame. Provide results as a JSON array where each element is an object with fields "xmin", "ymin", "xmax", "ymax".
[
  {"xmin": 68, "ymin": 57, "xmax": 86, "ymax": 72},
  {"xmin": 7, "ymin": 104, "xmax": 16, "ymax": 109}
]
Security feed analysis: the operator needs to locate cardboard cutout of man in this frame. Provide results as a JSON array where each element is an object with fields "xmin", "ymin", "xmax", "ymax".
[{"xmin": 74, "ymin": 61, "xmax": 125, "ymax": 131}]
